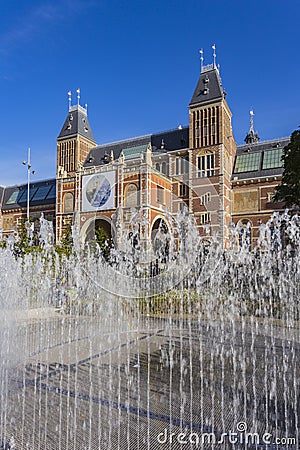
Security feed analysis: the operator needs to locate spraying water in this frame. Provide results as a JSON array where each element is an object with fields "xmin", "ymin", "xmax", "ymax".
[{"xmin": 0, "ymin": 211, "xmax": 299, "ymax": 449}]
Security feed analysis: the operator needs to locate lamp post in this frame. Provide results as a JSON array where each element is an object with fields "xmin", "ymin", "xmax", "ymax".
[{"xmin": 22, "ymin": 148, "xmax": 35, "ymax": 222}]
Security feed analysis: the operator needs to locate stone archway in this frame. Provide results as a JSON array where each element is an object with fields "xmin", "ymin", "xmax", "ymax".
[
  {"xmin": 80, "ymin": 215, "xmax": 115, "ymax": 245},
  {"xmin": 150, "ymin": 217, "xmax": 170, "ymax": 259}
]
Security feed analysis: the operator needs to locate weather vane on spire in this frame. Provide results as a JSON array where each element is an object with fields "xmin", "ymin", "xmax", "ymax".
[
  {"xmin": 77, "ymin": 88, "xmax": 81, "ymax": 105},
  {"xmin": 250, "ymin": 109, "xmax": 254, "ymax": 132},
  {"xmin": 212, "ymin": 44, "xmax": 217, "ymax": 67},
  {"xmin": 244, "ymin": 109, "xmax": 260, "ymax": 144},
  {"xmin": 68, "ymin": 91, "xmax": 72, "ymax": 111},
  {"xmin": 199, "ymin": 48, "xmax": 204, "ymax": 72}
]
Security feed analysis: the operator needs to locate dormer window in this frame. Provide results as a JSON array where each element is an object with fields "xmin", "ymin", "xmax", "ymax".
[{"xmin": 103, "ymin": 153, "xmax": 110, "ymax": 163}]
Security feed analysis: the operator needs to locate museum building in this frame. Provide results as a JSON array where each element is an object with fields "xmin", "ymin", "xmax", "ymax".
[{"xmin": 0, "ymin": 62, "xmax": 288, "ymax": 249}]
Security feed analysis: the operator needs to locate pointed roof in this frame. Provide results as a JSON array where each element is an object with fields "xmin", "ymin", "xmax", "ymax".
[
  {"xmin": 189, "ymin": 65, "xmax": 224, "ymax": 107},
  {"xmin": 244, "ymin": 110, "xmax": 260, "ymax": 144},
  {"xmin": 57, "ymin": 104, "xmax": 95, "ymax": 142}
]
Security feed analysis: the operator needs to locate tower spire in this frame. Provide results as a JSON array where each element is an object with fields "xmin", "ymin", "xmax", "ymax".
[
  {"xmin": 249, "ymin": 109, "xmax": 254, "ymax": 132},
  {"xmin": 212, "ymin": 44, "xmax": 217, "ymax": 68},
  {"xmin": 76, "ymin": 88, "xmax": 81, "ymax": 105},
  {"xmin": 68, "ymin": 91, "xmax": 72, "ymax": 111},
  {"xmin": 199, "ymin": 48, "xmax": 204, "ymax": 72},
  {"xmin": 244, "ymin": 109, "xmax": 260, "ymax": 144}
]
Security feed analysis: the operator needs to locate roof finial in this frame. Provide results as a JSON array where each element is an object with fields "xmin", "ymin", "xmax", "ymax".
[
  {"xmin": 244, "ymin": 109, "xmax": 260, "ymax": 144},
  {"xmin": 212, "ymin": 44, "xmax": 217, "ymax": 68},
  {"xmin": 249, "ymin": 109, "xmax": 254, "ymax": 132},
  {"xmin": 68, "ymin": 91, "xmax": 72, "ymax": 111},
  {"xmin": 85, "ymin": 103, "xmax": 88, "ymax": 115},
  {"xmin": 76, "ymin": 88, "xmax": 81, "ymax": 105},
  {"xmin": 199, "ymin": 48, "xmax": 204, "ymax": 72}
]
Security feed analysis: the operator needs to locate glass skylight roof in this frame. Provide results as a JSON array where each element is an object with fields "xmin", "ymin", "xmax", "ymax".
[
  {"xmin": 234, "ymin": 152, "xmax": 261, "ymax": 173},
  {"xmin": 46, "ymin": 185, "xmax": 56, "ymax": 199},
  {"xmin": 6, "ymin": 190, "xmax": 21, "ymax": 204},
  {"xmin": 31, "ymin": 185, "xmax": 52, "ymax": 201},
  {"xmin": 5, "ymin": 183, "xmax": 56, "ymax": 206},
  {"xmin": 18, "ymin": 187, "xmax": 38, "ymax": 203},
  {"xmin": 262, "ymin": 148, "xmax": 283, "ymax": 169}
]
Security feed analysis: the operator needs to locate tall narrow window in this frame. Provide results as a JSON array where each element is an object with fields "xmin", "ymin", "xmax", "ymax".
[
  {"xmin": 200, "ymin": 212, "xmax": 211, "ymax": 224},
  {"xmin": 203, "ymin": 120, "xmax": 208, "ymax": 137},
  {"xmin": 157, "ymin": 185, "xmax": 165, "ymax": 204},
  {"xmin": 175, "ymin": 158, "xmax": 179, "ymax": 175},
  {"xmin": 125, "ymin": 184, "xmax": 138, "ymax": 207},
  {"xmin": 197, "ymin": 152, "xmax": 215, "ymax": 177},
  {"xmin": 63, "ymin": 192, "xmax": 74, "ymax": 213},
  {"xmin": 179, "ymin": 183, "xmax": 187, "ymax": 197},
  {"xmin": 161, "ymin": 161, "xmax": 167, "ymax": 175},
  {"xmin": 175, "ymin": 156, "xmax": 189, "ymax": 175}
]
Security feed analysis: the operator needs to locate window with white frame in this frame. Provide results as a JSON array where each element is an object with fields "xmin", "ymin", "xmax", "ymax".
[
  {"xmin": 197, "ymin": 152, "xmax": 215, "ymax": 177},
  {"xmin": 179, "ymin": 183, "xmax": 187, "ymax": 197},
  {"xmin": 200, "ymin": 212, "xmax": 211, "ymax": 224},
  {"xmin": 155, "ymin": 161, "xmax": 168, "ymax": 175},
  {"xmin": 201, "ymin": 192, "xmax": 211, "ymax": 205}
]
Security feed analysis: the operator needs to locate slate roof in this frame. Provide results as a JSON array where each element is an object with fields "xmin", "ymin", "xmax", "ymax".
[
  {"xmin": 232, "ymin": 137, "xmax": 290, "ymax": 181},
  {"xmin": 0, "ymin": 186, "xmax": 4, "ymax": 208},
  {"xmin": 2, "ymin": 179, "xmax": 56, "ymax": 211},
  {"xmin": 189, "ymin": 66, "xmax": 224, "ymax": 107},
  {"xmin": 83, "ymin": 127, "xmax": 189, "ymax": 168},
  {"xmin": 57, "ymin": 105, "xmax": 95, "ymax": 142}
]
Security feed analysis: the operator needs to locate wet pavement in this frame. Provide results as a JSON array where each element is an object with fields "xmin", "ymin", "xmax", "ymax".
[{"xmin": 1, "ymin": 311, "xmax": 299, "ymax": 449}]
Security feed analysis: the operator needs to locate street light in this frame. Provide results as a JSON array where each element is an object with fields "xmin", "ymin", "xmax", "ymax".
[{"xmin": 22, "ymin": 147, "xmax": 35, "ymax": 222}]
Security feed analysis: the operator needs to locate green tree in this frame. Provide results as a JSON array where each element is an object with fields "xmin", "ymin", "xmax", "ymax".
[
  {"xmin": 13, "ymin": 219, "xmax": 41, "ymax": 257},
  {"xmin": 95, "ymin": 226, "xmax": 112, "ymax": 260},
  {"xmin": 55, "ymin": 223, "xmax": 73, "ymax": 257},
  {"xmin": 274, "ymin": 129, "xmax": 300, "ymax": 207},
  {"xmin": 0, "ymin": 238, "xmax": 6, "ymax": 249}
]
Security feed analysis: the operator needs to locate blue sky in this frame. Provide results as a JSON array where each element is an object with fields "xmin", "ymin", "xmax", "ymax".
[{"xmin": 0, "ymin": 0, "xmax": 299, "ymax": 185}]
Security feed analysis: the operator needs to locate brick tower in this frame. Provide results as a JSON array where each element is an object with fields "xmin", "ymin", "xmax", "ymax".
[
  {"xmin": 188, "ymin": 57, "xmax": 236, "ymax": 246},
  {"xmin": 56, "ymin": 92, "xmax": 96, "ymax": 242}
]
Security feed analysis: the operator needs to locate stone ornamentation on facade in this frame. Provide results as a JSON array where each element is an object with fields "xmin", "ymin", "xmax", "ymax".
[{"xmin": 0, "ymin": 61, "xmax": 288, "ymax": 251}]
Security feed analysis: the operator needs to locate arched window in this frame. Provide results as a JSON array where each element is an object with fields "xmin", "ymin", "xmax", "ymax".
[
  {"xmin": 155, "ymin": 163, "xmax": 160, "ymax": 172},
  {"xmin": 124, "ymin": 183, "xmax": 138, "ymax": 207},
  {"xmin": 63, "ymin": 192, "xmax": 74, "ymax": 213},
  {"xmin": 161, "ymin": 161, "xmax": 167, "ymax": 175}
]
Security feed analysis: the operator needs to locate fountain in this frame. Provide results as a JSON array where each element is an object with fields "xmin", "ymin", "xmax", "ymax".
[{"xmin": 0, "ymin": 210, "xmax": 299, "ymax": 449}]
